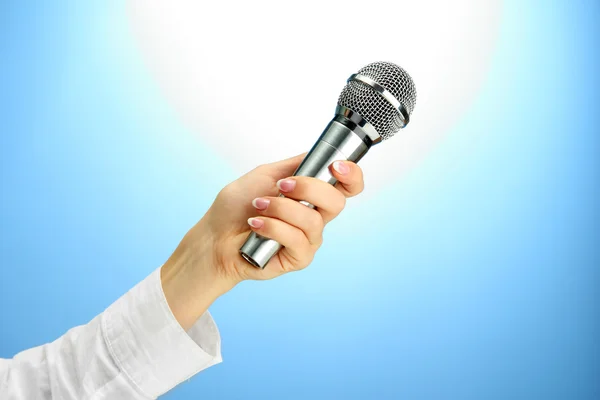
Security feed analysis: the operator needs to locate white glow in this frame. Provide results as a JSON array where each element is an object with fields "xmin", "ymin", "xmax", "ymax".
[{"xmin": 127, "ymin": 0, "xmax": 501, "ymax": 199}]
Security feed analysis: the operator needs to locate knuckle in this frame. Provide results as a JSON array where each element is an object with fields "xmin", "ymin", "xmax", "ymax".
[
  {"xmin": 217, "ymin": 183, "xmax": 236, "ymax": 200},
  {"xmin": 355, "ymin": 182, "xmax": 365, "ymax": 195},
  {"xmin": 299, "ymin": 245, "xmax": 315, "ymax": 266},
  {"xmin": 355, "ymin": 165, "xmax": 364, "ymax": 179},
  {"xmin": 314, "ymin": 233, "xmax": 324, "ymax": 248},
  {"xmin": 303, "ymin": 210, "xmax": 324, "ymax": 235},
  {"xmin": 310, "ymin": 211, "xmax": 325, "ymax": 232},
  {"xmin": 296, "ymin": 228, "xmax": 308, "ymax": 245},
  {"xmin": 291, "ymin": 229, "xmax": 310, "ymax": 252},
  {"xmin": 304, "ymin": 254, "xmax": 315, "ymax": 268},
  {"xmin": 336, "ymin": 193, "xmax": 347, "ymax": 212}
]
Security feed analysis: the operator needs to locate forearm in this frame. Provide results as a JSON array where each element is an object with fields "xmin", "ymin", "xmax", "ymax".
[{"xmin": 160, "ymin": 218, "xmax": 236, "ymax": 331}]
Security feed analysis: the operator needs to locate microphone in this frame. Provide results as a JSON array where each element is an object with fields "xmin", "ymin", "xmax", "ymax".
[{"xmin": 239, "ymin": 61, "xmax": 417, "ymax": 268}]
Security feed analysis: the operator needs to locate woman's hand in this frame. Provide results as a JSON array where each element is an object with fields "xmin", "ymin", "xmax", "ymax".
[{"xmin": 161, "ymin": 153, "xmax": 365, "ymax": 329}]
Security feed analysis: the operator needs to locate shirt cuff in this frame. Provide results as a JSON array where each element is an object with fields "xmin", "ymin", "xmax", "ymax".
[{"xmin": 101, "ymin": 267, "xmax": 222, "ymax": 399}]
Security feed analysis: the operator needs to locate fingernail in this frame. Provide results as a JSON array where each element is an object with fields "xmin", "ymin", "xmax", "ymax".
[
  {"xmin": 247, "ymin": 217, "xmax": 264, "ymax": 229},
  {"xmin": 277, "ymin": 178, "xmax": 296, "ymax": 192},
  {"xmin": 333, "ymin": 161, "xmax": 350, "ymax": 175},
  {"xmin": 252, "ymin": 198, "xmax": 270, "ymax": 210}
]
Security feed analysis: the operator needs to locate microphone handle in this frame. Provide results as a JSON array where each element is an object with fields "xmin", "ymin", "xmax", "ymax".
[{"xmin": 239, "ymin": 115, "xmax": 374, "ymax": 268}]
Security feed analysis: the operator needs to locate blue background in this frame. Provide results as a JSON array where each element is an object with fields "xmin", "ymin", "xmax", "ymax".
[{"xmin": 1, "ymin": 1, "xmax": 598, "ymax": 399}]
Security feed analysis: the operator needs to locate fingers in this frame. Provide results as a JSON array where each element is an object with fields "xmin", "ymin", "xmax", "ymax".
[
  {"xmin": 275, "ymin": 176, "xmax": 347, "ymax": 224},
  {"xmin": 251, "ymin": 196, "xmax": 324, "ymax": 246},
  {"xmin": 257, "ymin": 156, "xmax": 364, "ymax": 200},
  {"xmin": 242, "ymin": 160, "xmax": 364, "ymax": 272},
  {"xmin": 330, "ymin": 160, "xmax": 364, "ymax": 198},
  {"xmin": 247, "ymin": 216, "xmax": 312, "ymax": 265}
]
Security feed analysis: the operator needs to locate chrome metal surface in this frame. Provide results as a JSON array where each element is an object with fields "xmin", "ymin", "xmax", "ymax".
[
  {"xmin": 239, "ymin": 117, "xmax": 371, "ymax": 269},
  {"xmin": 354, "ymin": 62, "xmax": 417, "ymax": 115},
  {"xmin": 240, "ymin": 61, "xmax": 417, "ymax": 268},
  {"xmin": 335, "ymin": 105, "xmax": 380, "ymax": 143},
  {"xmin": 348, "ymin": 73, "xmax": 410, "ymax": 126},
  {"xmin": 338, "ymin": 61, "xmax": 417, "ymax": 140}
]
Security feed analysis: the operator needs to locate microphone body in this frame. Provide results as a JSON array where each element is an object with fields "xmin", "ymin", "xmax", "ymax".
[
  {"xmin": 239, "ymin": 61, "xmax": 417, "ymax": 269},
  {"xmin": 239, "ymin": 106, "xmax": 376, "ymax": 268}
]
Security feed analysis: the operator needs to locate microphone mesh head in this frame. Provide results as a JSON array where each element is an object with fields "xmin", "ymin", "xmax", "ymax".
[{"xmin": 338, "ymin": 62, "xmax": 417, "ymax": 139}]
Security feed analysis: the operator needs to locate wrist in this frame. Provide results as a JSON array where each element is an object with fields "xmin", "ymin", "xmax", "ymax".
[{"xmin": 160, "ymin": 223, "xmax": 235, "ymax": 330}]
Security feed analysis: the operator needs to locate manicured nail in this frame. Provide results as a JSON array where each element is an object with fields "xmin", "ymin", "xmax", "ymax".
[
  {"xmin": 247, "ymin": 218, "xmax": 264, "ymax": 229},
  {"xmin": 252, "ymin": 198, "xmax": 270, "ymax": 210},
  {"xmin": 333, "ymin": 161, "xmax": 350, "ymax": 175},
  {"xmin": 277, "ymin": 178, "xmax": 296, "ymax": 192}
]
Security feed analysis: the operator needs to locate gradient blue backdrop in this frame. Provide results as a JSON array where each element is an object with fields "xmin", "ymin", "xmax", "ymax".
[{"xmin": 1, "ymin": 1, "xmax": 598, "ymax": 399}]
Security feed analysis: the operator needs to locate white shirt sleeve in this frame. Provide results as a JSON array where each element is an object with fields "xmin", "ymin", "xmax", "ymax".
[{"xmin": 0, "ymin": 267, "xmax": 222, "ymax": 399}]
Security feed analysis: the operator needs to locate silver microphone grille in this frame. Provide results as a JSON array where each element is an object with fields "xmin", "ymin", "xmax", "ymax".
[{"xmin": 337, "ymin": 61, "xmax": 417, "ymax": 140}]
